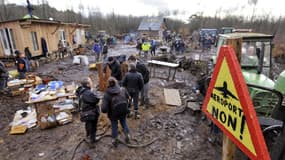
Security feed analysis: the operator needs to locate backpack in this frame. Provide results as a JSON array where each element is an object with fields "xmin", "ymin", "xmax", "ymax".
[{"xmin": 111, "ymin": 89, "xmax": 129, "ymax": 118}]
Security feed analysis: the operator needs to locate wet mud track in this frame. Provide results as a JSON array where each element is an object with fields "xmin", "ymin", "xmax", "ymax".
[{"xmin": 1, "ymin": 44, "xmax": 267, "ymax": 160}]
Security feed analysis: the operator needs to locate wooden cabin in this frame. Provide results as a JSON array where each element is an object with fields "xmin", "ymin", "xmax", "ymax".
[
  {"xmin": 0, "ymin": 18, "xmax": 90, "ymax": 58},
  {"xmin": 137, "ymin": 17, "xmax": 167, "ymax": 40}
]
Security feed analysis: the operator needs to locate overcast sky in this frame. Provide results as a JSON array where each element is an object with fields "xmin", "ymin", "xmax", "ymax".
[{"xmin": 7, "ymin": 0, "xmax": 285, "ymax": 21}]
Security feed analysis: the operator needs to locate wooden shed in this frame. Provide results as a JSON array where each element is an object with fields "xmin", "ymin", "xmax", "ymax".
[
  {"xmin": 0, "ymin": 18, "xmax": 90, "ymax": 58},
  {"xmin": 137, "ymin": 17, "xmax": 167, "ymax": 40}
]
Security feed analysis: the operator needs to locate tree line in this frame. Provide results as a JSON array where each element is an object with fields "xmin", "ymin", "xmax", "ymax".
[{"xmin": 1, "ymin": 1, "xmax": 285, "ymax": 45}]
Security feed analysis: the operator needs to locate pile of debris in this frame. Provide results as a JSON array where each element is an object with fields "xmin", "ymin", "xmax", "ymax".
[{"xmin": 9, "ymin": 79, "xmax": 77, "ymax": 134}]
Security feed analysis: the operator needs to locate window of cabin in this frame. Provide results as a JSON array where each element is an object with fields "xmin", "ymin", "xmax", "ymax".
[
  {"xmin": 31, "ymin": 32, "xmax": 39, "ymax": 51},
  {"xmin": 59, "ymin": 30, "xmax": 66, "ymax": 47}
]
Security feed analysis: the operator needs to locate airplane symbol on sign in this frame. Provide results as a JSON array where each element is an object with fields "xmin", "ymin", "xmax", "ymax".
[{"xmin": 214, "ymin": 81, "xmax": 238, "ymax": 100}]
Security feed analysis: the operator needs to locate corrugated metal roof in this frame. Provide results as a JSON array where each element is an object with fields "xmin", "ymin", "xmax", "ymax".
[
  {"xmin": 138, "ymin": 17, "xmax": 164, "ymax": 31},
  {"xmin": 220, "ymin": 32, "xmax": 273, "ymax": 39}
]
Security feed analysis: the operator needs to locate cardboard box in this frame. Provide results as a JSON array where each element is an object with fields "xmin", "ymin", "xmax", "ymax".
[
  {"xmin": 38, "ymin": 114, "xmax": 57, "ymax": 129},
  {"xmin": 56, "ymin": 111, "xmax": 73, "ymax": 125}
]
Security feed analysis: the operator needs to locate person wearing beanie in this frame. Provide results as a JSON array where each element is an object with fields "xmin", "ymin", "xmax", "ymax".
[
  {"xmin": 128, "ymin": 55, "xmax": 150, "ymax": 107},
  {"xmin": 105, "ymin": 57, "xmax": 122, "ymax": 82},
  {"xmin": 122, "ymin": 63, "xmax": 144, "ymax": 119}
]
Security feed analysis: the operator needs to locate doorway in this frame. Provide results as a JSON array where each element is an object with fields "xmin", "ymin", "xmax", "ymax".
[{"xmin": 0, "ymin": 28, "xmax": 16, "ymax": 56}]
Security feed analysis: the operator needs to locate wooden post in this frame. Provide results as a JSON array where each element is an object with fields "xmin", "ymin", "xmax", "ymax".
[
  {"xmin": 222, "ymin": 134, "xmax": 237, "ymax": 160},
  {"xmin": 226, "ymin": 38, "xmax": 242, "ymax": 62},
  {"xmin": 97, "ymin": 62, "xmax": 111, "ymax": 91},
  {"xmin": 121, "ymin": 61, "xmax": 128, "ymax": 78},
  {"xmin": 96, "ymin": 62, "xmax": 104, "ymax": 91},
  {"xmin": 221, "ymin": 38, "xmax": 242, "ymax": 160}
]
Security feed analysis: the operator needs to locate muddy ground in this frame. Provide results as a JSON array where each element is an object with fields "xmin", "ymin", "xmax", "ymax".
[{"xmin": 0, "ymin": 43, "xmax": 283, "ymax": 160}]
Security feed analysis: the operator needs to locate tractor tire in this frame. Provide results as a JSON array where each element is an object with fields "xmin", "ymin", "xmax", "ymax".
[{"xmin": 270, "ymin": 126, "xmax": 285, "ymax": 160}]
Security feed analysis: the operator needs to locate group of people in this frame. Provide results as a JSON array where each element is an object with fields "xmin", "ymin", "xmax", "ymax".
[
  {"xmin": 171, "ymin": 39, "xmax": 185, "ymax": 54},
  {"xmin": 93, "ymin": 40, "xmax": 108, "ymax": 62},
  {"xmin": 76, "ymin": 55, "xmax": 150, "ymax": 147},
  {"xmin": 136, "ymin": 38, "xmax": 157, "ymax": 57},
  {"xmin": 0, "ymin": 50, "xmax": 31, "ymax": 95},
  {"xmin": 57, "ymin": 41, "xmax": 73, "ymax": 59}
]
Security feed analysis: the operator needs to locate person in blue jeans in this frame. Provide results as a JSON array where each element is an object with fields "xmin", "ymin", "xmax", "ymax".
[
  {"xmin": 93, "ymin": 40, "xmax": 102, "ymax": 62},
  {"xmin": 101, "ymin": 77, "xmax": 130, "ymax": 147}
]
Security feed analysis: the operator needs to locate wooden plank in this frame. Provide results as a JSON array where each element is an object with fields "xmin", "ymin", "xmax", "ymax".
[
  {"xmin": 164, "ymin": 88, "xmax": 181, "ymax": 106},
  {"xmin": 148, "ymin": 60, "xmax": 179, "ymax": 68},
  {"xmin": 10, "ymin": 125, "xmax": 27, "ymax": 135}
]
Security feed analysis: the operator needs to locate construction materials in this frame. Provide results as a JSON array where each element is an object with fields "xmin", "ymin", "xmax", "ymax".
[
  {"xmin": 164, "ymin": 88, "xmax": 182, "ymax": 106},
  {"xmin": 148, "ymin": 60, "xmax": 179, "ymax": 81}
]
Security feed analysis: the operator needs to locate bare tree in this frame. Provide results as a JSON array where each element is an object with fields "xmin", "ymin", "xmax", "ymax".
[{"xmin": 248, "ymin": 0, "xmax": 258, "ymax": 22}]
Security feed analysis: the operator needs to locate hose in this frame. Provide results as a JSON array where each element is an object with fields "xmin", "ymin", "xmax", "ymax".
[{"xmin": 70, "ymin": 127, "xmax": 159, "ymax": 160}]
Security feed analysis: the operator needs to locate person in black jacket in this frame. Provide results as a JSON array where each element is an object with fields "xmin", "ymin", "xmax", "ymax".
[
  {"xmin": 122, "ymin": 63, "xmax": 144, "ymax": 119},
  {"xmin": 0, "ymin": 60, "xmax": 9, "ymax": 93},
  {"xmin": 76, "ymin": 77, "xmax": 100, "ymax": 144},
  {"xmin": 101, "ymin": 77, "xmax": 130, "ymax": 147},
  {"xmin": 106, "ymin": 57, "xmax": 122, "ymax": 82},
  {"xmin": 102, "ymin": 43, "xmax": 108, "ymax": 61},
  {"xmin": 128, "ymin": 55, "xmax": 150, "ymax": 107},
  {"xmin": 15, "ymin": 51, "xmax": 30, "ymax": 79}
]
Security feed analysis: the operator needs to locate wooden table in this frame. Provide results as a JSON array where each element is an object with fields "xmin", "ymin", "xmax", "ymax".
[{"xmin": 147, "ymin": 60, "xmax": 179, "ymax": 81}]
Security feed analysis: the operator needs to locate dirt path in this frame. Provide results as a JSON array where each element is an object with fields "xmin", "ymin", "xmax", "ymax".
[{"xmin": 0, "ymin": 44, "xmax": 223, "ymax": 160}]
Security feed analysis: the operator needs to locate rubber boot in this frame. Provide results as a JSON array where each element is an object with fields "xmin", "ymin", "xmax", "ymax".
[
  {"xmin": 134, "ymin": 111, "xmax": 140, "ymax": 119},
  {"xmin": 112, "ymin": 138, "xmax": 118, "ymax": 147},
  {"xmin": 140, "ymin": 98, "xmax": 145, "ymax": 106},
  {"xmin": 125, "ymin": 133, "xmax": 130, "ymax": 144},
  {"xmin": 144, "ymin": 98, "xmax": 150, "ymax": 109},
  {"xmin": 127, "ymin": 111, "xmax": 133, "ymax": 118}
]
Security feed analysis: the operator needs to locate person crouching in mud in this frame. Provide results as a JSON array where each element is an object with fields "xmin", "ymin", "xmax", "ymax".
[
  {"xmin": 76, "ymin": 77, "xmax": 100, "ymax": 144},
  {"xmin": 101, "ymin": 77, "xmax": 131, "ymax": 147}
]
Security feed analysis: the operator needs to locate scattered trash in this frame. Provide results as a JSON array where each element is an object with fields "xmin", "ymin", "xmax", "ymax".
[
  {"xmin": 38, "ymin": 152, "xmax": 45, "ymax": 157},
  {"xmin": 56, "ymin": 111, "xmax": 73, "ymax": 125},
  {"xmin": 53, "ymin": 99, "xmax": 74, "ymax": 111},
  {"xmin": 89, "ymin": 63, "xmax": 97, "ymax": 70},
  {"xmin": 10, "ymin": 107, "xmax": 37, "ymax": 129},
  {"xmin": 187, "ymin": 101, "xmax": 201, "ymax": 111},
  {"xmin": 72, "ymin": 56, "xmax": 81, "ymax": 64},
  {"xmin": 177, "ymin": 141, "xmax": 182, "ymax": 150},
  {"xmin": 39, "ymin": 113, "xmax": 57, "ymax": 130},
  {"xmin": 73, "ymin": 55, "xmax": 89, "ymax": 65}
]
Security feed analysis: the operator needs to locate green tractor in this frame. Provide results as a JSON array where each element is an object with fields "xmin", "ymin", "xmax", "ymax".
[
  {"xmin": 212, "ymin": 32, "xmax": 285, "ymax": 116},
  {"xmin": 210, "ymin": 32, "xmax": 285, "ymax": 159}
]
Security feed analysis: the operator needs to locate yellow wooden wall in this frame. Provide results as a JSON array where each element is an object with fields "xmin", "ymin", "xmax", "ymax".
[
  {"xmin": 0, "ymin": 21, "xmax": 22, "ymax": 57},
  {"xmin": 0, "ymin": 21, "xmax": 87, "ymax": 58}
]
